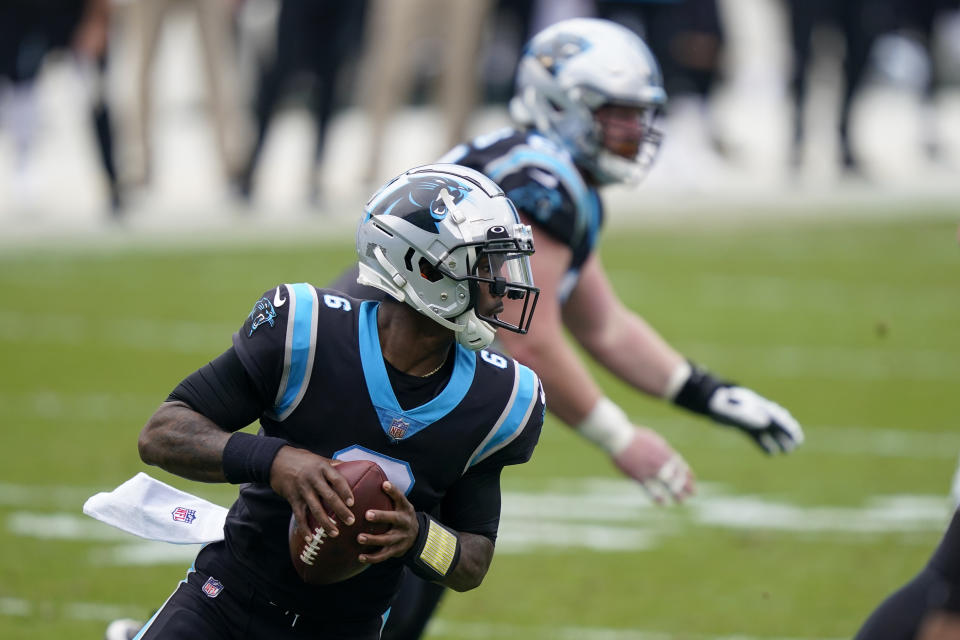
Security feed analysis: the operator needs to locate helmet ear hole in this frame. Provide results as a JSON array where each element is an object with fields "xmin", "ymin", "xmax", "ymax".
[
  {"xmin": 418, "ymin": 257, "xmax": 443, "ymax": 283},
  {"xmin": 403, "ymin": 248, "xmax": 416, "ymax": 272}
]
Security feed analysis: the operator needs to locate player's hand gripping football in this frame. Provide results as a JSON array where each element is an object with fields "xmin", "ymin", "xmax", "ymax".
[
  {"xmin": 270, "ymin": 447, "xmax": 357, "ymax": 539},
  {"xmin": 356, "ymin": 481, "xmax": 419, "ymax": 565},
  {"xmin": 706, "ymin": 385, "xmax": 804, "ymax": 454},
  {"xmin": 613, "ymin": 427, "xmax": 695, "ymax": 504}
]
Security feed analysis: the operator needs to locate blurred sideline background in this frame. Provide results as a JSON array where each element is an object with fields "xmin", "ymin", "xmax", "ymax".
[{"xmin": 1, "ymin": 0, "xmax": 959, "ymax": 244}]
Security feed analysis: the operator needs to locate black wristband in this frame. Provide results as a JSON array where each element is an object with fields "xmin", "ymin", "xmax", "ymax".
[
  {"xmin": 221, "ymin": 432, "xmax": 287, "ymax": 485},
  {"xmin": 403, "ymin": 512, "xmax": 461, "ymax": 582},
  {"xmin": 672, "ymin": 361, "xmax": 729, "ymax": 416}
]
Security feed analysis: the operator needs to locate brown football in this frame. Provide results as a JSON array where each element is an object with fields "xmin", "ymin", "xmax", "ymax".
[{"xmin": 288, "ymin": 459, "xmax": 392, "ymax": 585}]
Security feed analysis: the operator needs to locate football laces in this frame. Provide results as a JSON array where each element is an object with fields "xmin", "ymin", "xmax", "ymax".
[{"xmin": 299, "ymin": 526, "xmax": 328, "ymax": 566}]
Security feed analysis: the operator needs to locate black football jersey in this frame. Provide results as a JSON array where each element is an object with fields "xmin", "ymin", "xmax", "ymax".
[
  {"xmin": 440, "ymin": 128, "xmax": 604, "ymax": 302},
  {"xmin": 210, "ymin": 283, "xmax": 545, "ymax": 620}
]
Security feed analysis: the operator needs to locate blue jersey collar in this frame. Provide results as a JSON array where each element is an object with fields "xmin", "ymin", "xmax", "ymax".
[{"xmin": 358, "ymin": 301, "xmax": 477, "ymax": 440}]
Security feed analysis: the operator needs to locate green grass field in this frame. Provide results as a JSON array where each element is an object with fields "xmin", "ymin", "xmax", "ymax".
[{"xmin": 2, "ymin": 207, "xmax": 959, "ymax": 639}]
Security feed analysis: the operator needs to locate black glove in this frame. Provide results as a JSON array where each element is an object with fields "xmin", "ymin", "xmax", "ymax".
[{"xmin": 673, "ymin": 363, "xmax": 804, "ymax": 454}]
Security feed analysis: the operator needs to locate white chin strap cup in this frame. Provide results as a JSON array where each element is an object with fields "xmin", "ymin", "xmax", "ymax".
[{"xmin": 454, "ymin": 310, "xmax": 496, "ymax": 351}]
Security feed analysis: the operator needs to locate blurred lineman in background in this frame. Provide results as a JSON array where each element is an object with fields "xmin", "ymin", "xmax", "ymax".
[
  {"xmin": 438, "ymin": 16, "xmax": 804, "ymax": 502},
  {"xmin": 332, "ymin": 18, "xmax": 805, "ymax": 639}
]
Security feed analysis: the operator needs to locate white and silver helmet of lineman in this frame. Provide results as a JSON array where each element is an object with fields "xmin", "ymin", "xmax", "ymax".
[
  {"xmin": 356, "ymin": 164, "xmax": 540, "ymax": 351},
  {"xmin": 510, "ymin": 17, "xmax": 666, "ymax": 185}
]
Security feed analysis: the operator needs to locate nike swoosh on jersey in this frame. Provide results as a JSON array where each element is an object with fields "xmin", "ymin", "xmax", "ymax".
[{"xmin": 273, "ymin": 286, "xmax": 287, "ymax": 307}]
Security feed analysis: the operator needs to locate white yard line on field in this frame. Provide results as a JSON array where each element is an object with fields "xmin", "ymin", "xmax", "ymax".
[
  {"xmin": 5, "ymin": 385, "xmax": 959, "ymax": 458},
  {"xmin": 0, "ymin": 596, "xmax": 149, "ymax": 623},
  {"xmin": 4, "ymin": 481, "xmax": 952, "ymax": 564},
  {"xmin": 0, "ymin": 598, "xmax": 31, "ymax": 617}
]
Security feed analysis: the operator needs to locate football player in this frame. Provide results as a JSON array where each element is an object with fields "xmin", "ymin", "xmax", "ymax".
[
  {"xmin": 853, "ymin": 220, "xmax": 960, "ymax": 640},
  {"xmin": 329, "ymin": 18, "xmax": 804, "ymax": 639},
  {"xmin": 854, "ymin": 508, "xmax": 960, "ymax": 640},
  {"xmin": 130, "ymin": 164, "xmax": 545, "ymax": 639}
]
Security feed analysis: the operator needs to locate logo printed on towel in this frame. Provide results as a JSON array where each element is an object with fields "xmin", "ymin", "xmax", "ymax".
[
  {"xmin": 202, "ymin": 577, "xmax": 224, "ymax": 598},
  {"xmin": 171, "ymin": 507, "xmax": 197, "ymax": 524}
]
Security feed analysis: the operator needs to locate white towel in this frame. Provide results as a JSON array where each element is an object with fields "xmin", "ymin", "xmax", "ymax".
[{"xmin": 83, "ymin": 472, "xmax": 228, "ymax": 544}]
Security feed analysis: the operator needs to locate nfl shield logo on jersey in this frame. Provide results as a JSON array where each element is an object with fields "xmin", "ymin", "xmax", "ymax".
[
  {"xmin": 202, "ymin": 577, "xmax": 223, "ymax": 598},
  {"xmin": 388, "ymin": 418, "xmax": 409, "ymax": 441}
]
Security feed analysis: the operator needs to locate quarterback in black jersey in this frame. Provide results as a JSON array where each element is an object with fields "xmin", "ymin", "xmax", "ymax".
[{"xmin": 132, "ymin": 165, "xmax": 545, "ymax": 639}]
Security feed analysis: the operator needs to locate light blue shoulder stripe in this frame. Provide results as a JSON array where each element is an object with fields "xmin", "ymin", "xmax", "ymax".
[
  {"xmin": 272, "ymin": 283, "xmax": 318, "ymax": 421},
  {"xmin": 467, "ymin": 362, "xmax": 539, "ymax": 468},
  {"xmin": 358, "ymin": 301, "xmax": 477, "ymax": 440}
]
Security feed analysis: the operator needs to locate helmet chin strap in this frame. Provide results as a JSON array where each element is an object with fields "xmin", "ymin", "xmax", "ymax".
[
  {"xmin": 454, "ymin": 309, "xmax": 496, "ymax": 351},
  {"xmin": 368, "ymin": 246, "xmax": 495, "ymax": 351}
]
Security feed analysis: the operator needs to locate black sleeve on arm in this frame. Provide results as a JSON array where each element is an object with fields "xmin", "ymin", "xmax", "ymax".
[
  {"xmin": 673, "ymin": 360, "xmax": 729, "ymax": 415},
  {"xmin": 438, "ymin": 464, "xmax": 503, "ymax": 544},
  {"xmin": 167, "ymin": 346, "xmax": 268, "ymax": 432},
  {"xmin": 436, "ymin": 369, "xmax": 546, "ymax": 542}
]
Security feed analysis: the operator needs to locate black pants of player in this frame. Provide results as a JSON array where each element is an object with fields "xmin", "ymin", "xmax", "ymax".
[
  {"xmin": 597, "ymin": 0, "xmax": 725, "ymax": 100},
  {"xmin": 855, "ymin": 507, "xmax": 960, "ymax": 640},
  {"xmin": 137, "ymin": 566, "xmax": 383, "ymax": 640},
  {"xmin": 381, "ymin": 568, "xmax": 446, "ymax": 640},
  {"xmin": 786, "ymin": 0, "xmax": 893, "ymax": 169}
]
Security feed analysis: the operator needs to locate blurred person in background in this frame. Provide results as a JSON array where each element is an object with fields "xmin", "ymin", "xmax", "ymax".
[
  {"xmin": 479, "ymin": 0, "xmax": 537, "ymax": 104},
  {"xmin": 594, "ymin": 0, "xmax": 732, "ymax": 183},
  {"xmin": 125, "ymin": 0, "xmax": 248, "ymax": 189},
  {"xmin": 333, "ymin": 18, "xmax": 804, "ymax": 639},
  {"xmin": 234, "ymin": 0, "xmax": 367, "ymax": 204},
  {"xmin": 360, "ymin": 0, "xmax": 494, "ymax": 185},
  {"xmin": 881, "ymin": 0, "xmax": 960, "ymax": 165},
  {"xmin": 784, "ymin": 0, "xmax": 896, "ymax": 177},
  {"xmin": 0, "ymin": 0, "xmax": 123, "ymax": 214}
]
